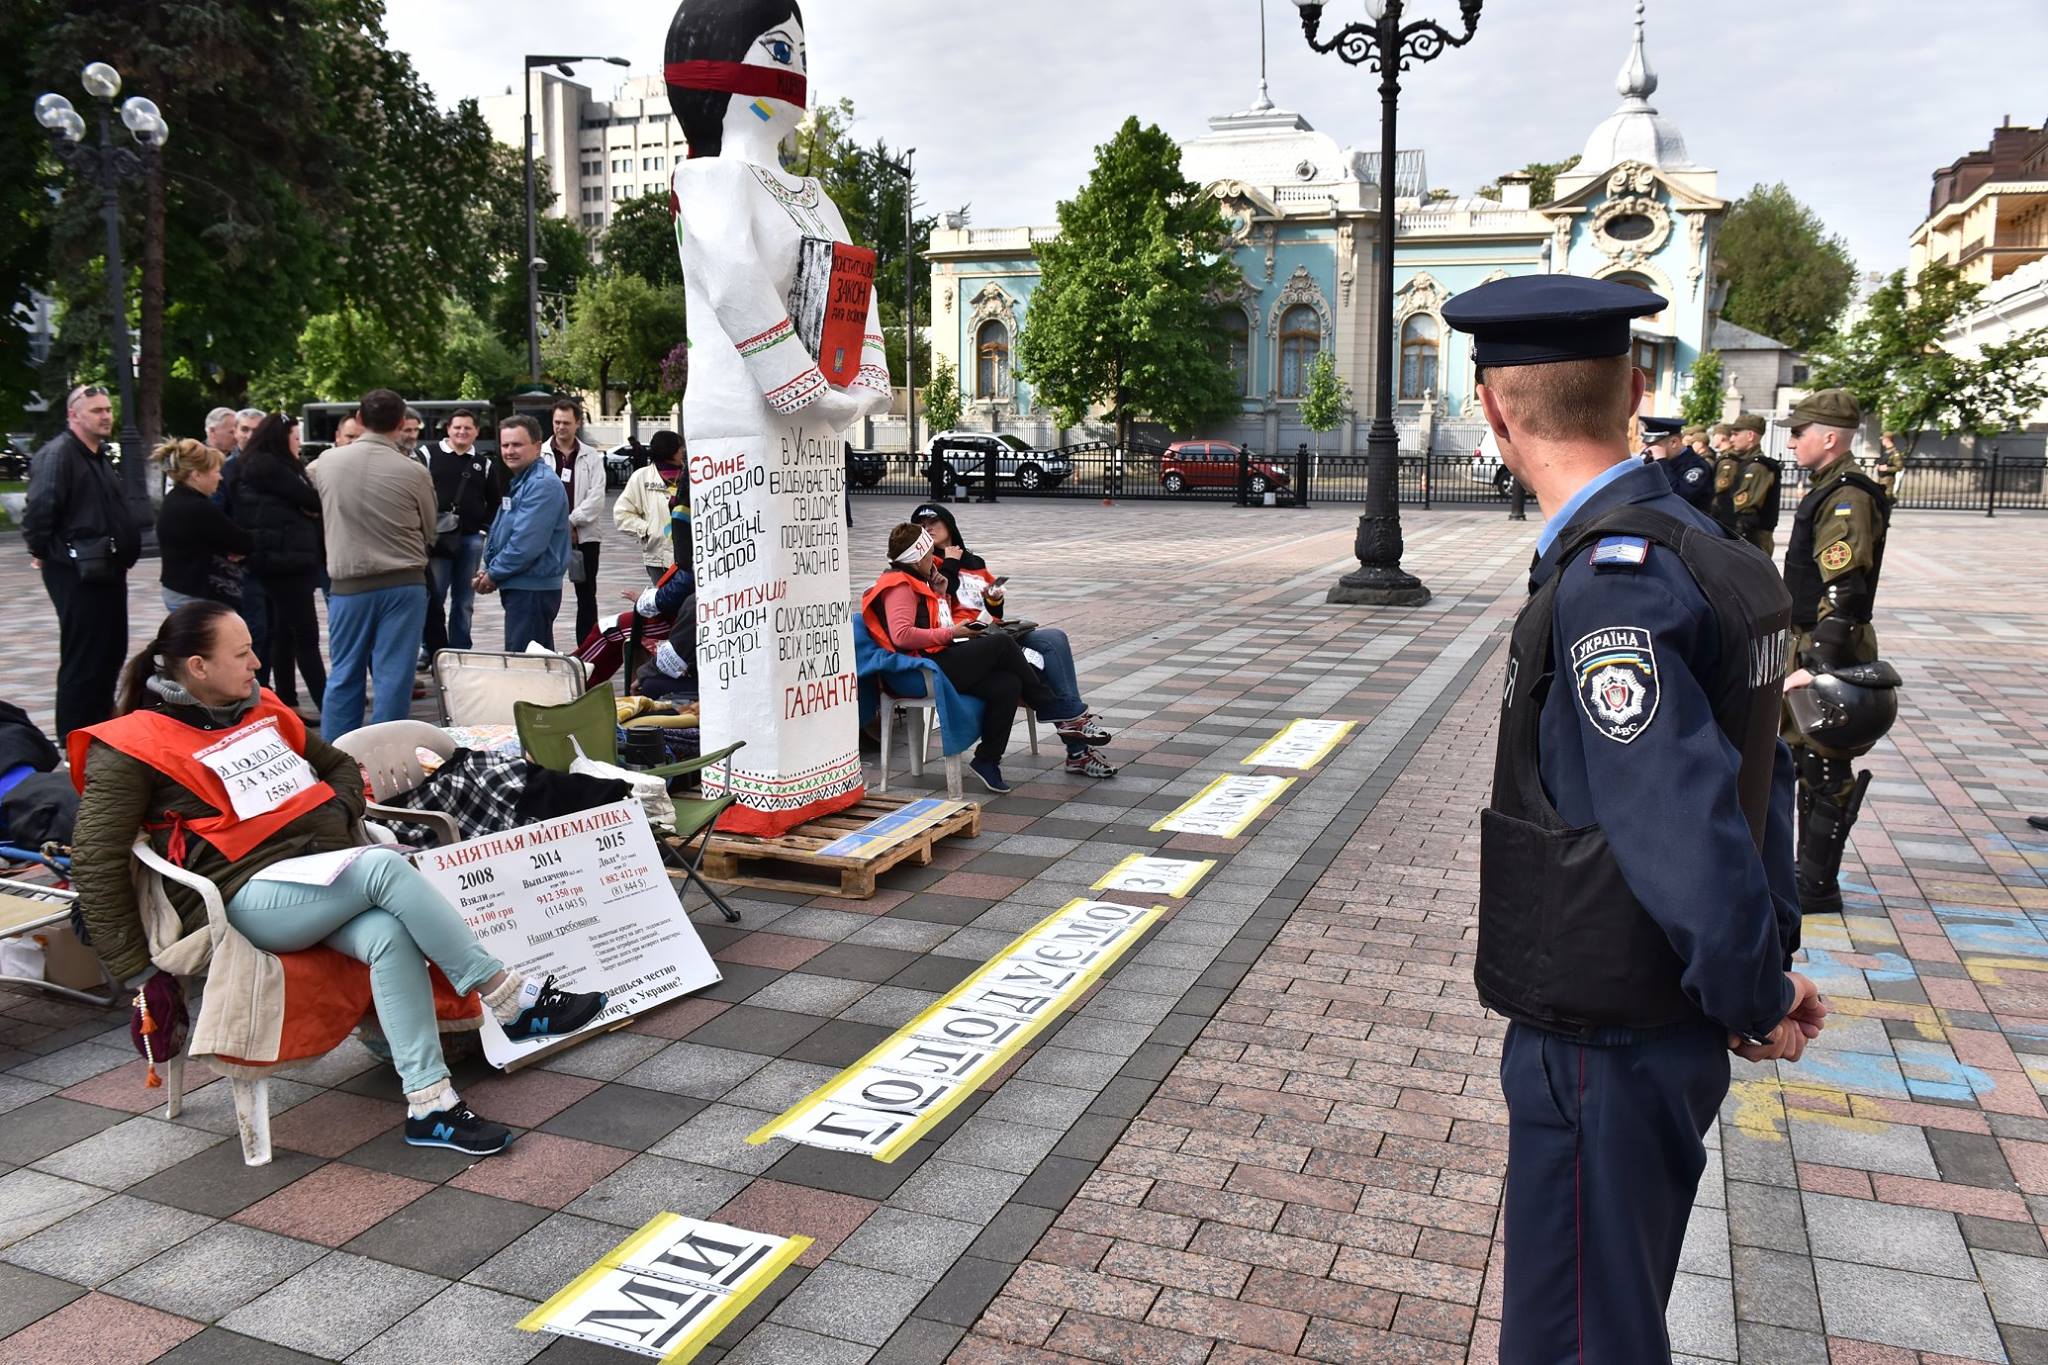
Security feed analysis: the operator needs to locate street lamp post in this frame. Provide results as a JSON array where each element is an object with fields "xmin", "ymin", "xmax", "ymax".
[
  {"xmin": 34, "ymin": 64, "xmax": 171, "ymax": 542},
  {"xmin": 1293, "ymin": 0, "xmax": 1481, "ymax": 607},
  {"xmin": 525, "ymin": 54, "xmax": 629, "ymax": 383}
]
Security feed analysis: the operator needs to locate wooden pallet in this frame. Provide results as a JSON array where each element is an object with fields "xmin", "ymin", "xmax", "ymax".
[{"xmin": 696, "ymin": 794, "xmax": 982, "ymax": 899}]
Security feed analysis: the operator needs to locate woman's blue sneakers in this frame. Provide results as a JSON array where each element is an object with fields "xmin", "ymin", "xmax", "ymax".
[{"xmin": 504, "ymin": 974, "xmax": 609, "ymax": 1042}]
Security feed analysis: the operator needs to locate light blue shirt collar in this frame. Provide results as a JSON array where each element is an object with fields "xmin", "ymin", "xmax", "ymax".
[{"xmin": 1535, "ymin": 459, "xmax": 1638, "ymax": 556}]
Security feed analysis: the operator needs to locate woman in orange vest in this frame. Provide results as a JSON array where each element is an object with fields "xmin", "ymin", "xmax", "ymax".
[
  {"xmin": 861, "ymin": 523, "xmax": 1082, "ymax": 794},
  {"xmin": 70, "ymin": 601, "xmax": 608, "ymax": 1156},
  {"xmin": 910, "ymin": 503, "xmax": 1116, "ymax": 778}
]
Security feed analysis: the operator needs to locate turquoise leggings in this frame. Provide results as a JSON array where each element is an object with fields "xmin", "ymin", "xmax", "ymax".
[{"xmin": 226, "ymin": 848, "xmax": 503, "ymax": 1094}]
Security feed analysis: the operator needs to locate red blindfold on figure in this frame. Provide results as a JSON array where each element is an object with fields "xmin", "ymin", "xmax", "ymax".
[{"xmin": 662, "ymin": 59, "xmax": 807, "ymax": 107}]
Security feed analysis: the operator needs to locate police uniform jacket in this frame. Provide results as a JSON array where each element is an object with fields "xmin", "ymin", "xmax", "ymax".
[
  {"xmin": 1499, "ymin": 463, "xmax": 1799, "ymax": 1042},
  {"xmin": 1656, "ymin": 447, "xmax": 1715, "ymax": 512}
]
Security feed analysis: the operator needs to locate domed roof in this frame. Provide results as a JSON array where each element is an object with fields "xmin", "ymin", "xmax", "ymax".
[{"xmin": 1579, "ymin": 1, "xmax": 1694, "ymax": 173}]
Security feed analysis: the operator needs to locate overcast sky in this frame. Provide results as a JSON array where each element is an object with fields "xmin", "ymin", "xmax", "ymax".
[{"xmin": 388, "ymin": 0, "xmax": 2047, "ymax": 273}]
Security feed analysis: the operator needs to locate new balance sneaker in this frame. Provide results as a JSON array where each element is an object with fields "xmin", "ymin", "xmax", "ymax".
[
  {"xmin": 1052, "ymin": 713, "xmax": 1113, "ymax": 746},
  {"xmin": 1064, "ymin": 748, "xmax": 1120, "ymax": 779},
  {"xmin": 967, "ymin": 758, "xmax": 1012, "ymax": 794},
  {"xmin": 503, "ymin": 975, "xmax": 609, "ymax": 1042},
  {"xmin": 404, "ymin": 1103, "xmax": 512, "ymax": 1155}
]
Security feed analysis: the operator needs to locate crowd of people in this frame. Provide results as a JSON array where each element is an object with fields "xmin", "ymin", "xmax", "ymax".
[{"xmin": 22, "ymin": 385, "xmax": 688, "ymax": 748}]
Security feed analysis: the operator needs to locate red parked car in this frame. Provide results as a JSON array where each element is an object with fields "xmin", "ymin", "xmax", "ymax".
[{"xmin": 1160, "ymin": 441, "xmax": 1291, "ymax": 496}]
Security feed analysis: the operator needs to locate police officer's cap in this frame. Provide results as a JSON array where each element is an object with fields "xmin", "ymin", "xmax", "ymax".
[
  {"xmin": 1443, "ymin": 274, "xmax": 1668, "ymax": 369},
  {"xmin": 1639, "ymin": 415, "xmax": 1683, "ymax": 438},
  {"xmin": 1788, "ymin": 388, "xmax": 1862, "ymax": 429},
  {"xmin": 1728, "ymin": 414, "xmax": 1768, "ymax": 435}
]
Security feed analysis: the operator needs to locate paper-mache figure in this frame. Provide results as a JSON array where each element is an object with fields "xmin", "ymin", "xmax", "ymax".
[{"xmin": 666, "ymin": 0, "xmax": 892, "ymax": 836}]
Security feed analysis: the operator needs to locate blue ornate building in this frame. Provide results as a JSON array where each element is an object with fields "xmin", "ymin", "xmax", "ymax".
[{"xmin": 924, "ymin": 3, "xmax": 1722, "ymax": 454}]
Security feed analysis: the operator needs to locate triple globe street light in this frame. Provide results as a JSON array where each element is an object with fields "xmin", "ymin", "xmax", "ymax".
[
  {"xmin": 1291, "ymin": 0, "xmax": 1483, "ymax": 607},
  {"xmin": 34, "ymin": 61, "xmax": 172, "ymax": 540}
]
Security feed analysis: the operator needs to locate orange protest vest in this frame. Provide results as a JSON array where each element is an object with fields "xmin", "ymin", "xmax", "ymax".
[
  {"xmin": 860, "ymin": 569, "xmax": 950, "ymax": 657},
  {"xmin": 948, "ymin": 564, "xmax": 1002, "ymax": 624},
  {"xmin": 68, "ymin": 691, "xmax": 338, "ymax": 863}
]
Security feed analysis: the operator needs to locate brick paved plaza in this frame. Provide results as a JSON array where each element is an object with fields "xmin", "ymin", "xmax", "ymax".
[{"xmin": 0, "ymin": 498, "xmax": 2044, "ymax": 1364}]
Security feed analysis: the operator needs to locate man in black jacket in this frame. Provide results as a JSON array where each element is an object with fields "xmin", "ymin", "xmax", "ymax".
[
  {"xmin": 419, "ymin": 409, "xmax": 505, "ymax": 662},
  {"xmin": 23, "ymin": 385, "xmax": 142, "ymax": 740}
]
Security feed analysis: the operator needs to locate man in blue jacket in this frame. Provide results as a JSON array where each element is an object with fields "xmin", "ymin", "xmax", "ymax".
[{"xmin": 475, "ymin": 415, "xmax": 571, "ymax": 652}]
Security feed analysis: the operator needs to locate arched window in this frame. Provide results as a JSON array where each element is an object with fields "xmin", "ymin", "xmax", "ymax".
[
  {"xmin": 1278, "ymin": 305, "xmax": 1320, "ymax": 398},
  {"xmin": 1399, "ymin": 314, "xmax": 1440, "ymax": 400},
  {"xmin": 975, "ymin": 320, "xmax": 1010, "ymax": 398},
  {"xmin": 1215, "ymin": 310, "xmax": 1250, "ymax": 394},
  {"xmin": 1610, "ymin": 272, "xmax": 1665, "ymax": 325}
]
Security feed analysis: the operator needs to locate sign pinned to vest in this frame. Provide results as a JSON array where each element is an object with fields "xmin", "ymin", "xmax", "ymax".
[{"xmin": 669, "ymin": 0, "xmax": 895, "ymax": 838}]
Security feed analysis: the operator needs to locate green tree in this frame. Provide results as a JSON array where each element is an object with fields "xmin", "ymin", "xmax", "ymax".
[
  {"xmin": 1717, "ymin": 183, "xmax": 1856, "ymax": 351},
  {"xmin": 922, "ymin": 355, "xmax": 962, "ymax": 434},
  {"xmin": 1297, "ymin": 351, "xmax": 1349, "ymax": 452},
  {"xmin": 1680, "ymin": 350, "xmax": 1725, "ymax": 427},
  {"xmin": 1015, "ymin": 117, "xmax": 1242, "ymax": 446},
  {"xmin": 251, "ymin": 297, "xmax": 522, "ymax": 410},
  {"xmin": 489, "ymin": 213, "xmax": 594, "ymax": 359},
  {"xmin": 1475, "ymin": 156, "xmax": 1580, "ymax": 205},
  {"xmin": 544, "ymin": 272, "xmax": 687, "ymax": 417},
  {"xmin": 31, "ymin": 0, "xmax": 513, "ymax": 443},
  {"xmin": 1809, "ymin": 262, "xmax": 2048, "ymax": 453},
  {"xmin": 0, "ymin": 0, "xmax": 55, "ymax": 425},
  {"xmin": 600, "ymin": 192, "xmax": 682, "ymax": 287}
]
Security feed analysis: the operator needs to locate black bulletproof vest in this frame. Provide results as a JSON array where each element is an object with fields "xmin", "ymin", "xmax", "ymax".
[
  {"xmin": 1734, "ymin": 455, "xmax": 1783, "ymax": 531},
  {"xmin": 1784, "ymin": 465, "xmax": 1891, "ymax": 631},
  {"xmin": 1475, "ymin": 506, "xmax": 1793, "ymax": 1036}
]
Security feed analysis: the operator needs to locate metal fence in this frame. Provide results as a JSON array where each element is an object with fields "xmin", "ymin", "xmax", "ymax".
[{"xmin": 848, "ymin": 444, "xmax": 2048, "ymax": 515}]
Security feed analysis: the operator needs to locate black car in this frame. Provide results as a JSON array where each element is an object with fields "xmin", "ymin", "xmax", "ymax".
[{"xmin": 846, "ymin": 448, "xmax": 887, "ymax": 488}]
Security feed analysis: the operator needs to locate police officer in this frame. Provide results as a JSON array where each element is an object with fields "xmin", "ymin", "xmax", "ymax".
[
  {"xmin": 1780, "ymin": 388, "xmax": 1895, "ymax": 916},
  {"xmin": 1446, "ymin": 274, "xmax": 1826, "ymax": 1364},
  {"xmin": 1715, "ymin": 414, "xmax": 1782, "ymax": 555},
  {"xmin": 1641, "ymin": 414, "xmax": 1714, "ymax": 512}
]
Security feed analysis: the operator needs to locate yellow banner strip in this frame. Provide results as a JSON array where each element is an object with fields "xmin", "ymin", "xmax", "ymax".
[
  {"xmin": 749, "ymin": 898, "xmax": 1166, "ymax": 1162},
  {"xmin": 1242, "ymin": 718, "xmax": 1355, "ymax": 769},
  {"xmin": 1091, "ymin": 852, "xmax": 1215, "ymax": 898},
  {"xmin": 1150, "ymin": 774, "xmax": 1293, "ymax": 837}
]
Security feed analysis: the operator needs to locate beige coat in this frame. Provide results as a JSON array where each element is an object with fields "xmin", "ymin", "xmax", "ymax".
[{"xmin": 613, "ymin": 464, "xmax": 678, "ymax": 568}]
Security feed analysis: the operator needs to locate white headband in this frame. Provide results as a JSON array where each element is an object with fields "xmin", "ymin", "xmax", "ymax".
[{"xmin": 893, "ymin": 529, "xmax": 935, "ymax": 565}]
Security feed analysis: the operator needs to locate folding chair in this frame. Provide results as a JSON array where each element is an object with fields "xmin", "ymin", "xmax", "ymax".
[
  {"xmin": 330, "ymin": 720, "xmax": 462, "ymax": 846},
  {"xmin": 512, "ymin": 690, "xmax": 746, "ymax": 924},
  {"xmin": 431, "ymin": 650, "xmax": 587, "ymax": 726}
]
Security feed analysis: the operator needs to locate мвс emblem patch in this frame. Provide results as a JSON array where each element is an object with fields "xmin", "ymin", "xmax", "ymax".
[{"xmin": 1570, "ymin": 626, "xmax": 1660, "ymax": 743}]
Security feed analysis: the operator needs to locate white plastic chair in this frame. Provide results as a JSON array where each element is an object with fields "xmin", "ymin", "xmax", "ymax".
[
  {"xmin": 431, "ymin": 650, "xmax": 587, "ymax": 726},
  {"xmin": 331, "ymin": 720, "xmax": 460, "ymax": 845},
  {"xmin": 875, "ymin": 697, "xmax": 1038, "ymax": 798}
]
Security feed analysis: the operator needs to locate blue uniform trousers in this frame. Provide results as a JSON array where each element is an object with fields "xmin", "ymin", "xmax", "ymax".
[{"xmin": 1499, "ymin": 1020, "xmax": 1729, "ymax": 1364}]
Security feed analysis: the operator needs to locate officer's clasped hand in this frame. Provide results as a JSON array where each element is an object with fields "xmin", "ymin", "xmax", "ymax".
[{"xmin": 1729, "ymin": 972, "xmax": 1828, "ymax": 1063}]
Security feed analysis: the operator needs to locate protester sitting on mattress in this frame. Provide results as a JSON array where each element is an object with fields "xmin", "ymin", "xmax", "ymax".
[
  {"xmin": 862, "ymin": 523, "xmax": 1100, "ymax": 795},
  {"xmin": 68, "ymin": 601, "xmax": 610, "ymax": 1156},
  {"xmin": 910, "ymin": 503, "xmax": 1116, "ymax": 778}
]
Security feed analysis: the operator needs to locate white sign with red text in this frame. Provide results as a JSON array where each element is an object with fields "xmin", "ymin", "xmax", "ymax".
[{"xmin": 410, "ymin": 801, "xmax": 721, "ymax": 1068}]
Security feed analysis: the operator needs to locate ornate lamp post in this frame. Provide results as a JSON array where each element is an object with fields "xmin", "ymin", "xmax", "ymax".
[
  {"xmin": 524, "ymin": 54, "xmax": 629, "ymax": 383},
  {"xmin": 34, "ymin": 63, "xmax": 171, "ymax": 540},
  {"xmin": 1292, "ymin": 0, "xmax": 1481, "ymax": 607}
]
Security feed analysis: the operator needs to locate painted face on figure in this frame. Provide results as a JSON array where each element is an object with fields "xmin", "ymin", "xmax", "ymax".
[
  {"xmin": 667, "ymin": 1, "xmax": 809, "ymax": 161},
  {"xmin": 723, "ymin": 17, "xmax": 807, "ymax": 150}
]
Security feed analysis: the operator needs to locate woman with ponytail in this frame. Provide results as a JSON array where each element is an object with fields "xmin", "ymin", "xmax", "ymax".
[
  {"xmin": 71, "ymin": 603, "xmax": 609, "ymax": 1155},
  {"xmin": 153, "ymin": 438, "xmax": 252, "ymax": 612}
]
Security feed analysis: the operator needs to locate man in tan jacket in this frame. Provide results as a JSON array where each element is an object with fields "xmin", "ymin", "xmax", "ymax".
[{"xmin": 308, "ymin": 388, "xmax": 437, "ymax": 740}]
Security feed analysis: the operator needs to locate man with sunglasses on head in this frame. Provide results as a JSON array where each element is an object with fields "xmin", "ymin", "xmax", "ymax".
[{"xmin": 24, "ymin": 385, "xmax": 143, "ymax": 740}]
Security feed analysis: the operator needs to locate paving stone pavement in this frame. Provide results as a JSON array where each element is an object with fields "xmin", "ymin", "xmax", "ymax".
[{"xmin": 1, "ymin": 499, "xmax": 2044, "ymax": 1363}]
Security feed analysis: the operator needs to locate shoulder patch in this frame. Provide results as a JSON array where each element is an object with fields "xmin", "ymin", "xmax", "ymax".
[
  {"xmin": 1570, "ymin": 627, "xmax": 1660, "ymax": 743},
  {"xmin": 1588, "ymin": 535, "xmax": 1649, "ymax": 570},
  {"xmin": 1818, "ymin": 541, "xmax": 1853, "ymax": 572},
  {"xmin": 1684, "ymin": 467, "xmax": 1704, "ymax": 483},
  {"xmin": 1832, "ymin": 502, "xmax": 1854, "ymax": 516}
]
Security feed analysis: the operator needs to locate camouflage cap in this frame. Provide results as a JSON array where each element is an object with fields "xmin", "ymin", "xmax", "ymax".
[
  {"xmin": 1788, "ymin": 388, "xmax": 1862, "ymax": 429},
  {"xmin": 1728, "ymin": 414, "xmax": 1768, "ymax": 435}
]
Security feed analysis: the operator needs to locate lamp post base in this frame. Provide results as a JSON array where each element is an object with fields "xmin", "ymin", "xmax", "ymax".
[{"xmin": 1326, "ymin": 566, "xmax": 1431, "ymax": 607}]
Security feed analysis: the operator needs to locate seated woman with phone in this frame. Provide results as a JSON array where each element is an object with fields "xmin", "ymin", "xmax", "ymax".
[
  {"xmin": 911, "ymin": 504, "xmax": 1116, "ymax": 778},
  {"xmin": 862, "ymin": 523, "xmax": 1107, "ymax": 793}
]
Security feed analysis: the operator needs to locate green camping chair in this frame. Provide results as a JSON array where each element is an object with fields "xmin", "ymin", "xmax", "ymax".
[{"xmin": 513, "ymin": 688, "xmax": 745, "ymax": 923}]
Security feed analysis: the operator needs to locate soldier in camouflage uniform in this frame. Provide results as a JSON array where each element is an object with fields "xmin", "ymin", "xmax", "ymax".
[
  {"xmin": 1872, "ymin": 432, "xmax": 1906, "ymax": 504},
  {"xmin": 1719, "ymin": 414, "xmax": 1781, "ymax": 556},
  {"xmin": 1781, "ymin": 389, "xmax": 1893, "ymax": 916}
]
